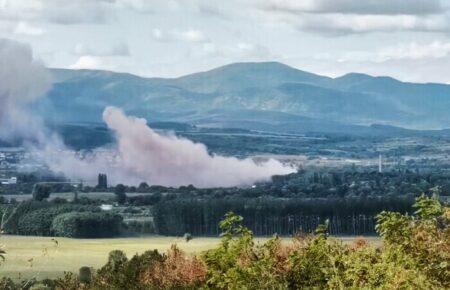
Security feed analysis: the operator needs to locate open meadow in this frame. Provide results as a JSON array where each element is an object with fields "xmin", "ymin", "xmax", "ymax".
[{"xmin": 0, "ymin": 235, "xmax": 381, "ymax": 281}]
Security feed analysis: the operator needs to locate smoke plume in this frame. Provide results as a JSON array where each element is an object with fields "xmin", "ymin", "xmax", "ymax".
[
  {"xmin": 0, "ymin": 38, "xmax": 296, "ymax": 187},
  {"xmin": 102, "ymin": 107, "xmax": 295, "ymax": 187},
  {"xmin": 0, "ymin": 39, "xmax": 52, "ymax": 143},
  {"xmin": 42, "ymin": 107, "xmax": 296, "ymax": 187}
]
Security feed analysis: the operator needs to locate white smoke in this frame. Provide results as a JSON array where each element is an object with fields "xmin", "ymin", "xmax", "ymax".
[
  {"xmin": 0, "ymin": 39, "xmax": 52, "ymax": 143},
  {"xmin": 0, "ymin": 38, "xmax": 296, "ymax": 188},
  {"xmin": 42, "ymin": 107, "xmax": 296, "ymax": 187},
  {"xmin": 104, "ymin": 107, "xmax": 295, "ymax": 187}
]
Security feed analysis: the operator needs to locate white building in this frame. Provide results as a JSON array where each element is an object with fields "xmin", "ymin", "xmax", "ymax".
[
  {"xmin": 0, "ymin": 177, "xmax": 17, "ymax": 185},
  {"xmin": 100, "ymin": 204, "xmax": 113, "ymax": 211}
]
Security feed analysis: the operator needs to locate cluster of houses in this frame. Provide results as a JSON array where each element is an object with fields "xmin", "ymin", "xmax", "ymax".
[
  {"xmin": 0, "ymin": 148, "xmax": 25, "ymax": 170},
  {"xmin": 0, "ymin": 177, "xmax": 17, "ymax": 185},
  {"xmin": 0, "ymin": 149, "xmax": 22, "ymax": 185}
]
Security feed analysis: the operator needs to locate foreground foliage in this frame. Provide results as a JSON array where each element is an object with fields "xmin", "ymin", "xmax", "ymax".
[{"xmin": 1, "ymin": 195, "xmax": 449, "ymax": 289}]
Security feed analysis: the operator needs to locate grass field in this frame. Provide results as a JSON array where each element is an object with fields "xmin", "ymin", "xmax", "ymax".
[{"xmin": 0, "ymin": 235, "xmax": 381, "ymax": 281}]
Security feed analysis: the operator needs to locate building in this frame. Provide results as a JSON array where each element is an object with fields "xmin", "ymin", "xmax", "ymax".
[
  {"xmin": 0, "ymin": 177, "xmax": 17, "ymax": 185},
  {"xmin": 97, "ymin": 173, "xmax": 108, "ymax": 189},
  {"xmin": 100, "ymin": 204, "xmax": 113, "ymax": 211}
]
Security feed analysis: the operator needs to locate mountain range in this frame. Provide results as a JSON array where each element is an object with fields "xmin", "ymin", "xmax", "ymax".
[{"xmin": 34, "ymin": 62, "xmax": 450, "ymax": 135}]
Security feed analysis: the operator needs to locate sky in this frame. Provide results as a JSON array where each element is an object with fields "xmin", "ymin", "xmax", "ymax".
[{"xmin": 1, "ymin": 0, "xmax": 450, "ymax": 83}]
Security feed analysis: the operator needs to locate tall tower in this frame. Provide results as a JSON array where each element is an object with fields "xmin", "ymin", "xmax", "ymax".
[
  {"xmin": 378, "ymin": 154, "xmax": 382, "ymax": 173},
  {"xmin": 97, "ymin": 173, "xmax": 108, "ymax": 189}
]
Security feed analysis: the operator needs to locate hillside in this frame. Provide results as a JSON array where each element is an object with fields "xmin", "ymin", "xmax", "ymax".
[{"xmin": 34, "ymin": 62, "xmax": 450, "ymax": 133}]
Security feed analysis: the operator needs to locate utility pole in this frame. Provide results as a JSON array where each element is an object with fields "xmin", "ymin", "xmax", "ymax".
[{"xmin": 378, "ymin": 154, "xmax": 382, "ymax": 173}]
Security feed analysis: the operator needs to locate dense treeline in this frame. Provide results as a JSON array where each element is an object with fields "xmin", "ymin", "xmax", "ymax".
[
  {"xmin": 154, "ymin": 196, "xmax": 415, "ymax": 235},
  {"xmin": 0, "ymin": 201, "xmax": 121, "ymax": 238},
  {"xmin": 1, "ymin": 168, "xmax": 450, "ymax": 237},
  {"xmin": 104, "ymin": 168, "xmax": 450, "ymax": 201},
  {"xmin": 3, "ymin": 196, "xmax": 448, "ymax": 289},
  {"xmin": 4, "ymin": 168, "xmax": 450, "ymax": 198}
]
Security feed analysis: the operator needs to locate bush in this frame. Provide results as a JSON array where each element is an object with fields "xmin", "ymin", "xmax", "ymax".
[
  {"xmin": 52, "ymin": 197, "xmax": 68, "ymax": 204},
  {"xmin": 200, "ymin": 198, "xmax": 449, "ymax": 289},
  {"xmin": 32, "ymin": 184, "xmax": 51, "ymax": 201},
  {"xmin": 1, "ymin": 200, "xmax": 50, "ymax": 234},
  {"xmin": 114, "ymin": 184, "xmax": 127, "ymax": 204},
  {"xmin": 17, "ymin": 204, "xmax": 100, "ymax": 236},
  {"xmin": 93, "ymin": 246, "xmax": 205, "ymax": 289},
  {"xmin": 94, "ymin": 249, "xmax": 165, "ymax": 289},
  {"xmin": 376, "ymin": 195, "xmax": 450, "ymax": 287},
  {"xmin": 17, "ymin": 209, "xmax": 57, "ymax": 236},
  {"xmin": 128, "ymin": 193, "xmax": 162, "ymax": 206},
  {"xmin": 202, "ymin": 212, "xmax": 288, "ymax": 289},
  {"xmin": 0, "ymin": 277, "xmax": 18, "ymax": 290},
  {"xmin": 141, "ymin": 245, "xmax": 206, "ymax": 289},
  {"xmin": 78, "ymin": 266, "xmax": 92, "ymax": 284},
  {"xmin": 184, "ymin": 233, "xmax": 193, "ymax": 242},
  {"xmin": 51, "ymin": 212, "xmax": 123, "ymax": 238}
]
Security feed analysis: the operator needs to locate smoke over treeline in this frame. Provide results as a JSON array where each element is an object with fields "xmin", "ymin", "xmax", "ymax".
[{"xmin": 0, "ymin": 39, "xmax": 295, "ymax": 187}]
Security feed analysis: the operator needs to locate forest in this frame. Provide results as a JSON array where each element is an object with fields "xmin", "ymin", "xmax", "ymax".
[
  {"xmin": 153, "ymin": 196, "xmax": 413, "ymax": 236},
  {"xmin": 1, "ymin": 168, "xmax": 449, "ymax": 237}
]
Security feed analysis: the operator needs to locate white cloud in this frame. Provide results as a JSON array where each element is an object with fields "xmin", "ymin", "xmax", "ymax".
[
  {"xmin": 43, "ymin": 0, "xmax": 116, "ymax": 24},
  {"xmin": 201, "ymin": 42, "xmax": 271, "ymax": 60},
  {"xmin": 69, "ymin": 55, "xmax": 102, "ymax": 69},
  {"xmin": 151, "ymin": 28, "xmax": 174, "ymax": 42},
  {"xmin": 266, "ymin": 0, "xmax": 443, "ymax": 15},
  {"xmin": 259, "ymin": 0, "xmax": 450, "ymax": 35},
  {"xmin": 377, "ymin": 41, "xmax": 450, "ymax": 61},
  {"xmin": 74, "ymin": 42, "xmax": 130, "ymax": 56},
  {"xmin": 4, "ymin": 0, "xmax": 450, "ymax": 83},
  {"xmin": 117, "ymin": 0, "xmax": 155, "ymax": 13},
  {"xmin": 117, "ymin": 0, "xmax": 234, "ymax": 18},
  {"xmin": 179, "ymin": 29, "xmax": 208, "ymax": 43},
  {"xmin": 311, "ymin": 41, "xmax": 450, "ymax": 65},
  {"xmin": 151, "ymin": 28, "xmax": 163, "ymax": 39},
  {"xmin": 290, "ymin": 14, "xmax": 449, "ymax": 35},
  {"xmin": 152, "ymin": 28, "xmax": 209, "ymax": 43},
  {"xmin": 13, "ymin": 22, "xmax": 45, "ymax": 36},
  {"xmin": 0, "ymin": 0, "xmax": 116, "ymax": 24}
]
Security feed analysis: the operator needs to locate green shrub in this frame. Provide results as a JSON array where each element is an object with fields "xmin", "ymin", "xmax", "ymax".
[
  {"xmin": 51, "ymin": 212, "xmax": 122, "ymax": 238},
  {"xmin": 114, "ymin": 184, "xmax": 127, "ymax": 204},
  {"xmin": 0, "ymin": 277, "xmax": 19, "ymax": 290},
  {"xmin": 32, "ymin": 184, "xmax": 51, "ymax": 201},
  {"xmin": 202, "ymin": 212, "xmax": 288, "ymax": 289},
  {"xmin": 78, "ymin": 266, "xmax": 92, "ymax": 284},
  {"xmin": 94, "ymin": 249, "xmax": 164, "ymax": 289},
  {"xmin": 376, "ymin": 194, "xmax": 450, "ymax": 288},
  {"xmin": 17, "ymin": 204, "xmax": 100, "ymax": 236},
  {"xmin": 1, "ymin": 200, "xmax": 50, "ymax": 234}
]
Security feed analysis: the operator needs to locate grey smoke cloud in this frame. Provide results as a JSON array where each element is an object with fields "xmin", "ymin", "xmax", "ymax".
[
  {"xmin": 0, "ymin": 39, "xmax": 51, "ymax": 143},
  {"xmin": 42, "ymin": 107, "xmax": 296, "ymax": 187},
  {"xmin": 0, "ymin": 38, "xmax": 295, "ymax": 187},
  {"xmin": 101, "ymin": 106, "xmax": 295, "ymax": 187}
]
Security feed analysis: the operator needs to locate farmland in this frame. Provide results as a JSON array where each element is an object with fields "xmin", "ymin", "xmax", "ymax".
[{"xmin": 0, "ymin": 235, "xmax": 381, "ymax": 280}]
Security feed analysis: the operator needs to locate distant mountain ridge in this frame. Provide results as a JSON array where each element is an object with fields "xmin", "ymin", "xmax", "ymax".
[{"xmin": 35, "ymin": 62, "xmax": 450, "ymax": 134}]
